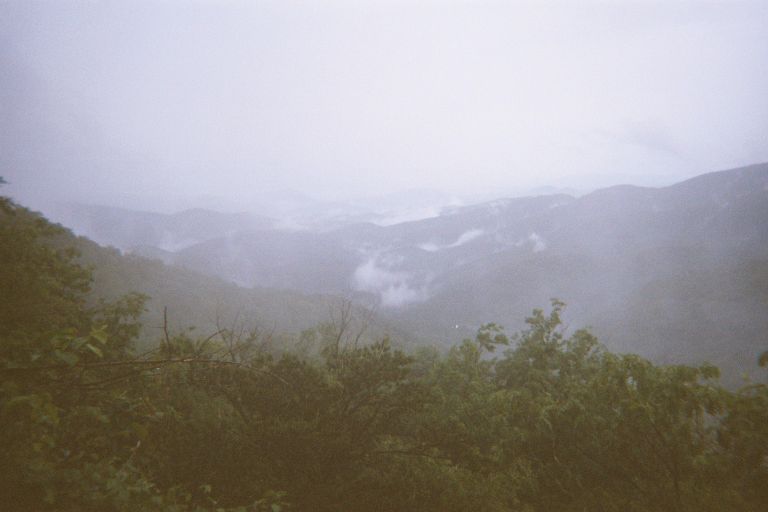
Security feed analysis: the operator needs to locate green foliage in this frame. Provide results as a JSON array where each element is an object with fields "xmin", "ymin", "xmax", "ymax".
[
  {"xmin": 0, "ymin": 202, "xmax": 91, "ymax": 342},
  {"xmin": 2, "ymin": 198, "xmax": 768, "ymax": 511}
]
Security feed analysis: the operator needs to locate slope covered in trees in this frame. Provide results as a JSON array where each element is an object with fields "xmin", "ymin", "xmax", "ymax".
[
  {"xmin": 64, "ymin": 164, "xmax": 768, "ymax": 384},
  {"xmin": 2, "ymin": 196, "xmax": 768, "ymax": 511},
  {"xmin": 5, "ymin": 200, "xmax": 398, "ymax": 351}
]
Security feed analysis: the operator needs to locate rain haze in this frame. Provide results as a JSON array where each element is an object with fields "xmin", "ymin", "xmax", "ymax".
[
  {"xmin": 4, "ymin": 3, "xmax": 768, "ymax": 507},
  {"xmin": 1, "ymin": 0, "xmax": 767, "ymax": 215}
]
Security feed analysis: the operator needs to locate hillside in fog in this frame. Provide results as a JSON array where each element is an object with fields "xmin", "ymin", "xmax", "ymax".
[
  {"xmin": 56, "ymin": 163, "xmax": 768, "ymax": 384},
  {"xmin": 4, "ymin": 181, "xmax": 768, "ymax": 511},
  {"xmin": 3, "ymin": 1, "xmax": 768, "ymax": 510}
]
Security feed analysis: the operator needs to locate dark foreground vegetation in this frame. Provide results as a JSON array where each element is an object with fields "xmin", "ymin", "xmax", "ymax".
[{"xmin": 2, "ymin": 196, "xmax": 768, "ymax": 512}]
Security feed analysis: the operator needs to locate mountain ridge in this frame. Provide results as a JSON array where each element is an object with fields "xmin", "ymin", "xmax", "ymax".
[{"xmin": 28, "ymin": 163, "xmax": 768, "ymax": 384}]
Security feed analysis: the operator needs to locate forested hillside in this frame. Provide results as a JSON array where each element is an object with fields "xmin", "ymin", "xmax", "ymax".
[
  {"xmin": 4, "ymin": 0, "xmax": 767, "ymax": 509},
  {"xmin": 59, "ymin": 164, "xmax": 768, "ymax": 385},
  {"xmin": 14, "ymin": 206, "xmax": 397, "ymax": 352},
  {"xmin": 77, "ymin": 238, "xmax": 395, "ymax": 352},
  {"xmin": 3, "ymin": 194, "xmax": 768, "ymax": 511}
]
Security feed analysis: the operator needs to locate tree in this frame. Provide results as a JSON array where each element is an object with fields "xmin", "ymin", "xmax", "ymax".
[{"xmin": 3, "ymin": 195, "xmax": 768, "ymax": 511}]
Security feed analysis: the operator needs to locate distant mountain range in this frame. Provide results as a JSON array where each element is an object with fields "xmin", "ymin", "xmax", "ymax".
[
  {"xmin": 45, "ymin": 163, "xmax": 768, "ymax": 384},
  {"xmin": 50, "ymin": 204, "xmax": 276, "ymax": 252},
  {"xmin": 2, "ymin": 204, "xmax": 394, "ymax": 350}
]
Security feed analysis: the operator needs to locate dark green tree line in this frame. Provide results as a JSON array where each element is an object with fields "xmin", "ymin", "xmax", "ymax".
[{"xmin": 2, "ymin": 196, "xmax": 767, "ymax": 511}]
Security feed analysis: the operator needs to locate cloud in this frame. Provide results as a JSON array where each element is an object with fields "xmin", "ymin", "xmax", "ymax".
[
  {"xmin": 375, "ymin": 206, "xmax": 442, "ymax": 226},
  {"xmin": 352, "ymin": 257, "xmax": 428, "ymax": 307},
  {"xmin": 516, "ymin": 232, "xmax": 546, "ymax": 252},
  {"xmin": 419, "ymin": 229, "xmax": 484, "ymax": 252},
  {"xmin": 596, "ymin": 120, "xmax": 681, "ymax": 157},
  {"xmin": 529, "ymin": 232, "xmax": 546, "ymax": 252},
  {"xmin": 3, "ymin": 1, "xmax": 767, "ymax": 210}
]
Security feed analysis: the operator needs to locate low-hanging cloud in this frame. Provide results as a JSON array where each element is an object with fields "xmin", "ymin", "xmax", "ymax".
[
  {"xmin": 515, "ymin": 232, "xmax": 547, "ymax": 252},
  {"xmin": 419, "ymin": 229, "xmax": 485, "ymax": 252},
  {"xmin": 529, "ymin": 232, "xmax": 546, "ymax": 252},
  {"xmin": 352, "ymin": 257, "xmax": 428, "ymax": 308}
]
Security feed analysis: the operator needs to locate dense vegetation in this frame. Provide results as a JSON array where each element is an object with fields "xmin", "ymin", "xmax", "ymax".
[{"xmin": 2, "ymin": 196, "xmax": 768, "ymax": 511}]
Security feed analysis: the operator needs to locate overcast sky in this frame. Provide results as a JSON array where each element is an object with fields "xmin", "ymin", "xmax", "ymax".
[{"xmin": 1, "ymin": 0, "xmax": 767, "ymax": 212}]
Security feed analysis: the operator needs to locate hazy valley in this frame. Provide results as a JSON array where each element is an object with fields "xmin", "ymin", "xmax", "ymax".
[
  {"xmin": 4, "ymin": 1, "xmax": 768, "ymax": 509},
  {"xmin": 49, "ymin": 163, "xmax": 768, "ymax": 386}
]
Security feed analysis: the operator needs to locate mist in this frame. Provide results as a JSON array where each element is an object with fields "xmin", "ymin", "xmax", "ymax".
[
  {"xmin": 1, "ymin": 0, "xmax": 767, "ymax": 377},
  {"xmin": 2, "ymin": 0, "xmax": 767, "ymax": 216},
  {"xmin": 3, "ymin": 2, "xmax": 768, "ymax": 508}
]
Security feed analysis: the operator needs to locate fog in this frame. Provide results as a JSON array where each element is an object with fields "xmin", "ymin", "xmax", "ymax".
[
  {"xmin": 2, "ymin": 0, "xmax": 767, "ymax": 217},
  {"xmin": 5, "ymin": 3, "xmax": 768, "ymax": 506}
]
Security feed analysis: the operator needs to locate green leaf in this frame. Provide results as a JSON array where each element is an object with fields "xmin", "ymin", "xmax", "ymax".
[
  {"xmin": 54, "ymin": 350, "xmax": 79, "ymax": 366},
  {"xmin": 85, "ymin": 343, "xmax": 103, "ymax": 358},
  {"xmin": 91, "ymin": 326, "xmax": 108, "ymax": 345}
]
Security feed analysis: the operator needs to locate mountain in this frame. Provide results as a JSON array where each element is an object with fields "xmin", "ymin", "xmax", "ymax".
[
  {"xmin": 397, "ymin": 164, "xmax": 768, "ymax": 384},
  {"xmin": 0, "ymin": 200, "xmax": 400, "ymax": 350},
  {"xmin": 148, "ymin": 163, "xmax": 768, "ymax": 384},
  {"xmin": 49, "ymin": 203, "xmax": 275, "ymax": 252}
]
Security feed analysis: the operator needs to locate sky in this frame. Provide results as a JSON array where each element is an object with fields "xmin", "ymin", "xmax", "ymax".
[{"xmin": 1, "ymin": 0, "xmax": 767, "ymax": 213}]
